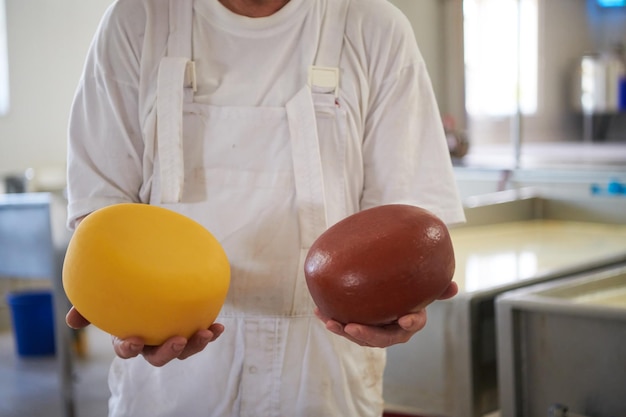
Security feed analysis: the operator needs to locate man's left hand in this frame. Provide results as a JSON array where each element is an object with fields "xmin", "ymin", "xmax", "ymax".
[{"xmin": 314, "ymin": 281, "xmax": 458, "ymax": 348}]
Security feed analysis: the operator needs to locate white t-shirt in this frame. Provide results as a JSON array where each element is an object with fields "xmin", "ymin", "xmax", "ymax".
[{"xmin": 67, "ymin": 0, "xmax": 465, "ymax": 228}]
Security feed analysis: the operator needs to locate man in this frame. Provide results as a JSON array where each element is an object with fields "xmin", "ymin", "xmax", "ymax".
[{"xmin": 66, "ymin": 0, "xmax": 465, "ymax": 415}]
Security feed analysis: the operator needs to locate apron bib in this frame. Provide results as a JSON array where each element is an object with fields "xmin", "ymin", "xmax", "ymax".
[{"xmin": 108, "ymin": 2, "xmax": 385, "ymax": 416}]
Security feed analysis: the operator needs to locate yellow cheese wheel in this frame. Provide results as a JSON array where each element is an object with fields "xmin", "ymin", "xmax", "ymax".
[{"xmin": 62, "ymin": 203, "xmax": 230, "ymax": 345}]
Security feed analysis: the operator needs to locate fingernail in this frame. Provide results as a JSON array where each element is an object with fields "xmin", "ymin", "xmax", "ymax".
[
  {"xmin": 345, "ymin": 325, "xmax": 361, "ymax": 338},
  {"xmin": 327, "ymin": 322, "xmax": 343, "ymax": 334},
  {"xmin": 172, "ymin": 343, "xmax": 184, "ymax": 353},
  {"xmin": 128, "ymin": 342, "xmax": 142, "ymax": 353}
]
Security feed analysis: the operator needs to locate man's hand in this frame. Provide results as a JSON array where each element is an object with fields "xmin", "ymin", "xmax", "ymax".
[
  {"xmin": 315, "ymin": 281, "xmax": 458, "ymax": 348},
  {"xmin": 66, "ymin": 306, "xmax": 224, "ymax": 367}
]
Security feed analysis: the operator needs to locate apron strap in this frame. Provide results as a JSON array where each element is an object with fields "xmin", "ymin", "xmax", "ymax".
[
  {"xmin": 168, "ymin": 0, "xmax": 196, "ymax": 99},
  {"xmin": 167, "ymin": 0, "xmax": 193, "ymax": 63},
  {"xmin": 288, "ymin": 0, "xmax": 350, "ymax": 315},
  {"xmin": 156, "ymin": 0, "xmax": 195, "ymax": 203},
  {"xmin": 286, "ymin": 88, "xmax": 327, "ymax": 248},
  {"xmin": 290, "ymin": 0, "xmax": 350, "ymax": 248}
]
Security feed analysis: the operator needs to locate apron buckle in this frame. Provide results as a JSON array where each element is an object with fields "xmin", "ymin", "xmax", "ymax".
[
  {"xmin": 308, "ymin": 66, "xmax": 339, "ymax": 97},
  {"xmin": 185, "ymin": 61, "xmax": 197, "ymax": 92}
]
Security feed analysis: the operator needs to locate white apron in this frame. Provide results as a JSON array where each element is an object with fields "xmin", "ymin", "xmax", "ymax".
[{"xmin": 108, "ymin": 1, "xmax": 386, "ymax": 416}]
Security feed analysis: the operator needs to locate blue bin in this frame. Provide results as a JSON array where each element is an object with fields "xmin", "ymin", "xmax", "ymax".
[
  {"xmin": 620, "ymin": 77, "xmax": 626, "ymax": 111},
  {"xmin": 6, "ymin": 290, "xmax": 56, "ymax": 357}
]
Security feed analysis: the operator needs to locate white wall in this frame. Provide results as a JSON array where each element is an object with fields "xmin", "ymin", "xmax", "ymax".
[
  {"xmin": 389, "ymin": 0, "xmax": 445, "ymax": 106},
  {"xmin": 0, "ymin": 0, "xmax": 112, "ymax": 187},
  {"xmin": 398, "ymin": 0, "xmax": 626, "ymax": 145}
]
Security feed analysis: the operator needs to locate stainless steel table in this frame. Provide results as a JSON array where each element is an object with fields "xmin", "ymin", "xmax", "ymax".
[
  {"xmin": 383, "ymin": 189, "xmax": 626, "ymax": 417},
  {"xmin": 496, "ymin": 264, "xmax": 626, "ymax": 417},
  {"xmin": 0, "ymin": 192, "xmax": 75, "ymax": 417}
]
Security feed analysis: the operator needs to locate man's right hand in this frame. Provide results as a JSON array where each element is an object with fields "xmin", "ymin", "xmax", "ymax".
[{"xmin": 66, "ymin": 306, "xmax": 224, "ymax": 367}]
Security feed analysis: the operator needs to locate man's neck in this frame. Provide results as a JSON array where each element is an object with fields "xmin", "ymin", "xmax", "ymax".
[{"xmin": 218, "ymin": 0, "xmax": 290, "ymax": 17}]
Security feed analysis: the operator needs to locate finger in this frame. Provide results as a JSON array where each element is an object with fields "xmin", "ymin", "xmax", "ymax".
[
  {"xmin": 397, "ymin": 310, "xmax": 427, "ymax": 332},
  {"xmin": 437, "ymin": 281, "xmax": 459, "ymax": 300},
  {"xmin": 66, "ymin": 306, "xmax": 91, "ymax": 329},
  {"xmin": 208, "ymin": 322, "xmax": 225, "ymax": 340},
  {"xmin": 177, "ymin": 323, "xmax": 225, "ymax": 360},
  {"xmin": 342, "ymin": 323, "xmax": 403, "ymax": 348},
  {"xmin": 137, "ymin": 336, "xmax": 187, "ymax": 367},
  {"xmin": 344, "ymin": 313, "xmax": 427, "ymax": 348},
  {"xmin": 112, "ymin": 336, "xmax": 144, "ymax": 360},
  {"xmin": 324, "ymin": 322, "xmax": 371, "ymax": 347},
  {"xmin": 313, "ymin": 307, "xmax": 329, "ymax": 322},
  {"xmin": 314, "ymin": 308, "xmax": 345, "ymax": 335},
  {"xmin": 316, "ymin": 307, "xmax": 415, "ymax": 347},
  {"xmin": 313, "ymin": 307, "xmax": 323, "ymax": 320}
]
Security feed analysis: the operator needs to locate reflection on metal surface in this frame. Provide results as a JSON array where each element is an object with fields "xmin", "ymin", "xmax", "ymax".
[
  {"xmin": 464, "ymin": 250, "xmax": 538, "ymax": 292},
  {"xmin": 567, "ymin": 286, "xmax": 626, "ymax": 307},
  {"xmin": 450, "ymin": 220, "xmax": 626, "ymax": 293}
]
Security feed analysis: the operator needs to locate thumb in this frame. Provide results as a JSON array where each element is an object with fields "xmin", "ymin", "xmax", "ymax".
[{"xmin": 66, "ymin": 306, "xmax": 91, "ymax": 329}]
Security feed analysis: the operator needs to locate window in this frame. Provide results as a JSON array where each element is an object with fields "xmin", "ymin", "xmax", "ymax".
[
  {"xmin": 0, "ymin": 0, "xmax": 8, "ymax": 116},
  {"xmin": 464, "ymin": 0, "xmax": 538, "ymax": 117}
]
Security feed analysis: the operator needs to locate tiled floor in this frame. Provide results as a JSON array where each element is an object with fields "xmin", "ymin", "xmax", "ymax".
[{"xmin": 0, "ymin": 326, "xmax": 113, "ymax": 417}]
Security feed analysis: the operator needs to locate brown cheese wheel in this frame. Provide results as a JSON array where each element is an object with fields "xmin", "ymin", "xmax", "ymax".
[{"xmin": 304, "ymin": 204, "xmax": 455, "ymax": 325}]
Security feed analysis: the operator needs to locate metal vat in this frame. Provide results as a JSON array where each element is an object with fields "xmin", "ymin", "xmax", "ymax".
[
  {"xmin": 383, "ymin": 189, "xmax": 626, "ymax": 417},
  {"xmin": 496, "ymin": 265, "xmax": 626, "ymax": 417}
]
